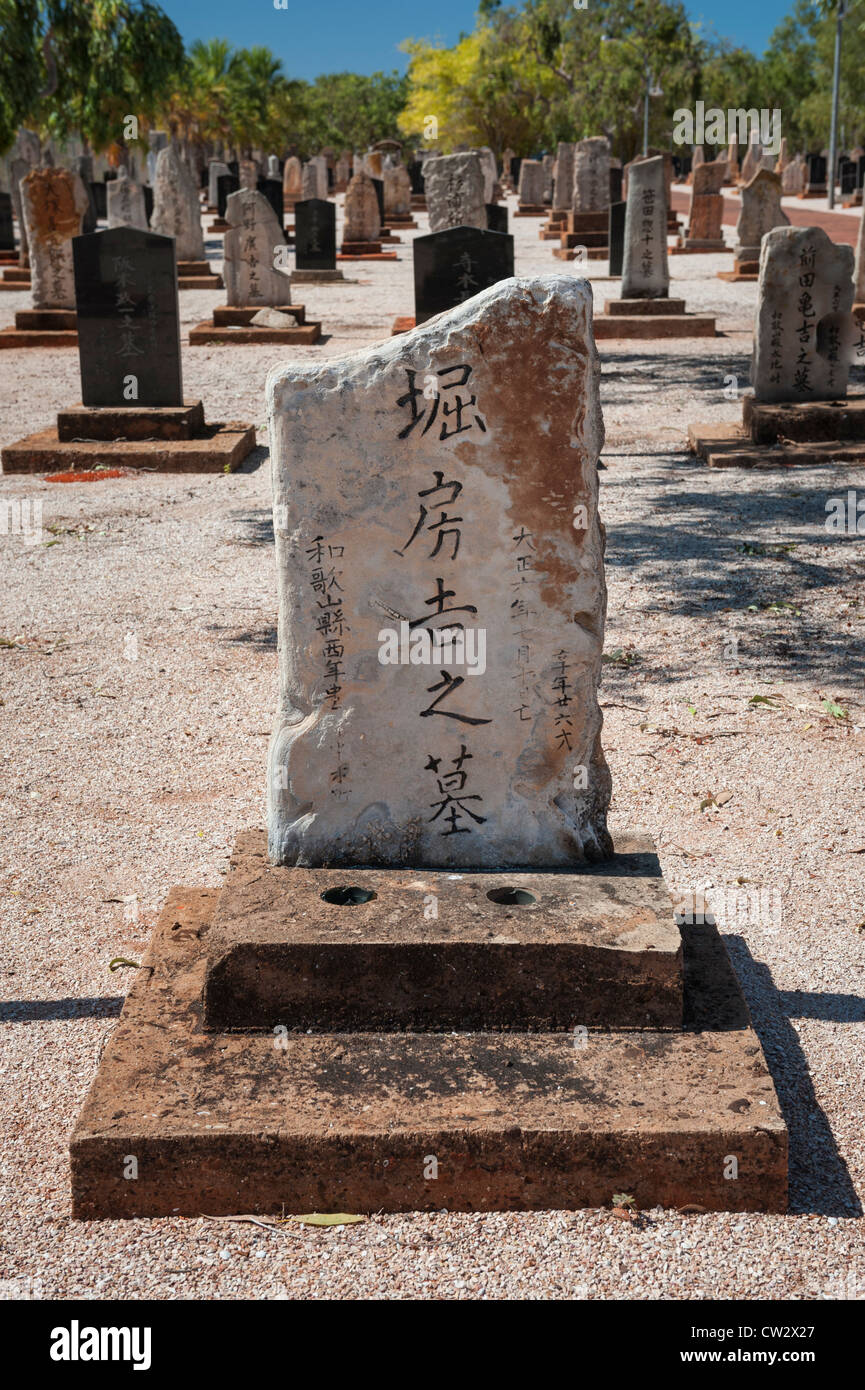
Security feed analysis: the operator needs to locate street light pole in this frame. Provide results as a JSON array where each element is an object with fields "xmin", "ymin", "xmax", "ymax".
[
  {"xmin": 828, "ymin": 0, "xmax": 847, "ymax": 210},
  {"xmin": 643, "ymin": 64, "xmax": 650, "ymax": 156}
]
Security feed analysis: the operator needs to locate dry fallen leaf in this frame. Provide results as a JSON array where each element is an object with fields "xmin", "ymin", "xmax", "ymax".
[{"xmin": 285, "ymin": 1213, "xmax": 367, "ymax": 1227}]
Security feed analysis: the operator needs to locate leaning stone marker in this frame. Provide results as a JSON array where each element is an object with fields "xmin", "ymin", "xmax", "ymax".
[
  {"xmin": 425, "ymin": 153, "xmax": 486, "ymax": 233},
  {"xmin": 621, "ymin": 155, "xmax": 669, "ymax": 299},
  {"xmin": 413, "ymin": 226, "xmax": 514, "ymax": 324},
  {"xmin": 266, "ymin": 276, "xmax": 611, "ymax": 869},
  {"xmin": 150, "ymin": 145, "xmax": 205, "ymax": 262},
  {"xmin": 20, "ymin": 167, "xmax": 88, "ymax": 308},
  {"xmin": 72, "ymin": 226, "xmax": 183, "ymax": 406},
  {"xmin": 752, "ymin": 225, "xmax": 854, "ymax": 403}
]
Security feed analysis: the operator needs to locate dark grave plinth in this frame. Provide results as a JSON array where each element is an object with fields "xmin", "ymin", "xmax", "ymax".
[
  {"xmin": 68, "ymin": 829, "xmax": 787, "ymax": 1218},
  {"xmin": 1, "ymin": 226, "xmax": 255, "ymax": 473},
  {"xmin": 189, "ymin": 303, "xmax": 322, "ymax": 345},
  {"xmin": 0, "ymin": 192, "xmax": 16, "ymax": 252},
  {"xmin": 401, "ymin": 225, "xmax": 514, "ymax": 333},
  {"xmin": 0, "ymin": 264, "xmax": 32, "ymax": 291},
  {"xmin": 487, "ymin": 203, "xmax": 508, "ymax": 234},
  {"xmin": 540, "ymin": 207, "xmax": 566, "ymax": 239},
  {"xmin": 257, "ymin": 177, "xmax": 284, "ymax": 225},
  {"xmin": 337, "ymin": 239, "xmax": 397, "ymax": 261},
  {"xmin": 89, "ymin": 181, "xmax": 107, "ymax": 222},
  {"xmin": 800, "ymin": 153, "xmax": 828, "ymax": 198},
  {"xmin": 515, "ymin": 202, "xmax": 546, "ymax": 216},
  {"xmin": 0, "ymin": 307, "xmax": 78, "ymax": 347},
  {"xmin": 608, "ymin": 200, "xmax": 626, "ymax": 276},
  {"xmin": 594, "ymin": 296, "xmax": 717, "ymax": 340},
  {"xmin": 689, "ymin": 391, "xmax": 865, "ymax": 468},
  {"xmin": 292, "ymin": 198, "xmax": 343, "ymax": 283}
]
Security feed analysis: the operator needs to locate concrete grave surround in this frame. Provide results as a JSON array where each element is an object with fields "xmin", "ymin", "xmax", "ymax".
[
  {"xmin": 426, "ymin": 153, "xmax": 487, "ymax": 233},
  {"xmin": 20, "ymin": 167, "xmax": 88, "ymax": 309},
  {"xmin": 265, "ymin": 275, "xmax": 612, "ymax": 869},
  {"xmin": 383, "ymin": 164, "xmax": 412, "ymax": 217},
  {"xmin": 573, "ymin": 138, "xmax": 610, "ymax": 214},
  {"xmin": 622, "ymin": 156, "xmax": 669, "ymax": 299},
  {"xmin": 753, "ymin": 225, "xmax": 854, "ymax": 404},
  {"xmin": 517, "ymin": 159, "xmax": 545, "ymax": 206},
  {"xmin": 223, "ymin": 188, "xmax": 291, "ymax": 307},
  {"xmin": 553, "ymin": 143, "xmax": 575, "ymax": 210},
  {"xmin": 736, "ymin": 168, "xmax": 790, "ymax": 260},
  {"xmin": 343, "ymin": 170, "xmax": 381, "ymax": 242},
  {"xmin": 150, "ymin": 145, "xmax": 205, "ymax": 262},
  {"xmin": 106, "ymin": 168, "xmax": 148, "ymax": 231}
]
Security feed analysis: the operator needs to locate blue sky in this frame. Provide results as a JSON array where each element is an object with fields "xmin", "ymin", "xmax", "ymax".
[{"xmin": 161, "ymin": 0, "xmax": 796, "ymax": 80}]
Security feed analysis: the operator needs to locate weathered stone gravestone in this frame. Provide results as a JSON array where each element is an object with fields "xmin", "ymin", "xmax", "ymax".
[
  {"xmin": 735, "ymin": 168, "xmax": 789, "ymax": 265},
  {"xmin": 283, "ymin": 156, "xmax": 303, "ymax": 205},
  {"xmin": 146, "ymin": 131, "xmax": 168, "ymax": 185},
  {"xmin": 854, "ymin": 203, "xmax": 865, "ymax": 303},
  {"xmin": 10, "ymin": 158, "xmax": 31, "ymax": 264},
  {"xmin": 572, "ymin": 138, "xmax": 610, "ymax": 213},
  {"xmin": 775, "ymin": 138, "xmax": 790, "ymax": 174},
  {"xmin": 302, "ymin": 160, "xmax": 327, "ymax": 200},
  {"xmin": 753, "ymin": 226, "xmax": 853, "ymax": 403},
  {"xmin": 72, "ymin": 226, "xmax": 183, "ymax": 406},
  {"xmin": 20, "ymin": 167, "xmax": 88, "ymax": 308},
  {"xmin": 383, "ymin": 164, "xmax": 412, "ymax": 218},
  {"xmin": 208, "ymin": 160, "xmax": 230, "ymax": 207},
  {"xmin": 0, "ymin": 192, "xmax": 14, "ymax": 251},
  {"xmin": 342, "ymin": 170, "xmax": 381, "ymax": 249},
  {"xmin": 621, "ymin": 155, "xmax": 669, "ymax": 299},
  {"xmin": 223, "ymin": 188, "xmax": 291, "ymax": 306},
  {"xmin": 151, "ymin": 146, "xmax": 205, "ymax": 262},
  {"xmin": 266, "ymin": 275, "xmax": 611, "ymax": 868},
  {"xmin": 295, "ymin": 198, "xmax": 336, "ymax": 271},
  {"xmin": 553, "ymin": 143, "xmax": 575, "ymax": 211},
  {"xmin": 476, "ymin": 148, "xmax": 497, "ymax": 204},
  {"xmin": 725, "ymin": 139, "xmax": 739, "ymax": 181},
  {"xmin": 542, "ymin": 153, "xmax": 554, "ymax": 202},
  {"xmin": 106, "ymin": 168, "xmax": 148, "ymax": 231},
  {"xmin": 740, "ymin": 139, "xmax": 762, "ymax": 185},
  {"xmin": 782, "ymin": 156, "xmax": 805, "ymax": 195},
  {"xmin": 425, "ymin": 153, "xmax": 486, "ymax": 232},
  {"xmin": 516, "ymin": 159, "xmax": 545, "ymax": 210},
  {"xmin": 266, "ymin": 155, "xmax": 281, "ymax": 179},
  {"xmin": 412, "ymin": 226, "xmax": 514, "ymax": 324},
  {"xmin": 680, "ymin": 159, "xmax": 726, "ymax": 249},
  {"xmin": 239, "ymin": 159, "xmax": 259, "ymax": 191}
]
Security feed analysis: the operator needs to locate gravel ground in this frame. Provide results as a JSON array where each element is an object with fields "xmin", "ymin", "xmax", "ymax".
[{"xmin": 0, "ymin": 194, "xmax": 863, "ymax": 1301}]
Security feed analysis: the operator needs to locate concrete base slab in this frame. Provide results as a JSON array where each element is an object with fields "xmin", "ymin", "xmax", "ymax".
[
  {"xmin": 56, "ymin": 400, "xmax": 205, "ymax": 442},
  {"xmin": 0, "ymin": 327, "xmax": 77, "ymax": 347},
  {"xmin": 515, "ymin": 205, "xmax": 547, "ymax": 217},
  {"xmin": 203, "ymin": 830, "xmax": 684, "ymax": 1033},
  {"xmin": 69, "ymin": 886, "xmax": 787, "ymax": 1218},
  {"xmin": 189, "ymin": 320, "xmax": 321, "ymax": 345},
  {"xmin": 606, "ymin": 298, "xmax": 686, "ymax": 317},
  {"xmin": 595, "ymin": 314, "xmax": 716, "ymax": 339},
  {"xmin": 291, "ymin": 269, "xmax": 346, "ymax": 284},
  {"xmin": 1, "ymin": 422, "xmax": 256, "ymax": 474},
  {"xmin": 743, "ymin": 393, "xmax": 865, "ymax": 444},
  {"xmin": 178, "ymin": 274, "xmax": 224, "ymax": 290},
  {"xmin": 717, "ymin": 270, "xmax": 758, "ymax": 282},
  {"xmin": 337, "ymin": 251, "xmax": 397, "ymax": 262},
  {"xmin": 688, "ymin": 421, "xmax": 865, "ymax": 468}
]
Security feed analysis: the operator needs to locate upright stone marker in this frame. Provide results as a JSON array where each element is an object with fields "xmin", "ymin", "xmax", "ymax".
[
  {"xmin": 383, "ymin": 164, "xmax": 412, "ymax": 219},
  {"xmin": 681, "ymin": 160, "xmax": 726, "ymax": 248},
  {"xmin": 295, "ymin": 198, "xmax": 336, "ymax": 271},
  {"xmin": 608, "ymin": 201, "xmax": 626, "ymax": 276},
  {"xmin": 106, "ymin": 168, "xmax": 148, "ymax": 230},
  {"xmin": 258, "ymin": 177, "xmax": 284, "ymax": 225},
  {"xmin": 621, "ymin": 156, "xmax": 669, "ymax": 299},
  {"xmin": 0, "ymin": 192, "xmax": 14, "ymax": 251},
  {"xmin": 217, "ymin": 173, "xmax": 240, "ymax": 220},
  {"xmin": 151, "ymin": 146, "xmax": 205, "ymax": 262},
  {"xmin": 223, "ymin": 188, "xmax": 290, "ymax": 307},
  {"xmin": 573, "ymin": 138, "xmax": 610, "ymax": 213},
  {"xmin": 425, "ymin": 154, "xmax": 486, "ymax": 232},
  {"xmin": 343, "ymin": 170, "xmax": 381, "ymax": 245},
  {"xmin": 72, "ymin": 226, "xmax": 183, "ymax": 407},
  {"xmin": 283, "ymin": 157, "xmax": 303, "ymax": 205},
  {"xmin": 239, "ymin": 159, "xmax": 259, "ymax": 192},
  {"xmin": 413, "ymin": 226, "xmax": 514, "ymax": 324},
  {"xmin": 265, "ymin": 275, "xmax": 612, "ymax": 868},
  {"xmin": 753, "ymin": 226, "xmax": 854, "ymax": 403},
  {"xmin": 553, "ymin": 143, "xmax": 575, "ymax": 210},
  {"xmin": 20, "ymin": 167, "xmax": 89, "ymax": 308},
  {"xmin": 735, "ymin": 168, "xmax": 789, "ymax": 263},
  {"xmin": 740, "ymin": 139, "xmax": 762, "ymax": 185},
  {"xmin": 517, "ymin": 159, "xmax": 545, "ymax": 209},
  {"xmin": 10, "ymin": 159, "xmax": 31, "ymax": 263},
  {"xmin": 208, "ymin": 160, "xmax": 230, "ymax": 206}
]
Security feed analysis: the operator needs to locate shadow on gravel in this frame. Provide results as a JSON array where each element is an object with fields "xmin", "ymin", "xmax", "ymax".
[
  {"xmin": 225, "ymin": 507, "xmax": 274, "ymax": 547},
  {"xmin": 725, "ymin": 934, "xmax": 862, "ymax": 1218},
  {"xmin": 206, "ymin": 622, "xmax": 277, "ymax": 650},
  {"xmin": 600, "ymin": 351, "xmax": 754, "ymax": 402},
  {"xmin": 0, "ymin": 997, "xmax": 123, "ymax": 1022},
  {"xmin": 234, "ymin": 444, "xmax": 268, "ymax": 474},
  {"xmin": 600, "ymin": 459, "xmax": 865, "ymax": 687}
]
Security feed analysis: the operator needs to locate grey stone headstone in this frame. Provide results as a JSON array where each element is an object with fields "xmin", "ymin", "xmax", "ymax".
[
  {"xmin": 425, "ymin": 154, "xmax": 487, "ymax": 233},
  {"xmin": 223, "ymin": 188, "xmax": 290, "ymax": 307},
  {"xmin": 621, "ymin": 156, "xmax": 669, "ymax": 299}
]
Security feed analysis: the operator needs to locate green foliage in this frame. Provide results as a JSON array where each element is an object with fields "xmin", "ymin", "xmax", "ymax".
[{"xmin": 0, "ymin": 0, "xmax": 44, "ymax": 152}]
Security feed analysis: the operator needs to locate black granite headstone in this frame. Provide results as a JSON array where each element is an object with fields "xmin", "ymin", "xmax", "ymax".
[
  {"xmin": 0, "ymin": 191, "xmax": 14, "ymax": 251},
  {"xmin": 294, "ymin": 198, "xmax": 336, "ymax": 270},
  {"xmin": 857, "ymin": 156, "xmax": 865, "ymax": 189},
  {"xmin": 371, "ymin": 176, "xmax": 385, "ymax": 222},
  {"xmin": 807, "ymin": 154, "xmax": 827, "ymax": 187},
  {"xmin": 413, "ymin": 226, "xmax": 514, "ymax": 326},
  {"xmin": 608, "ymin": 201, "xmax": 626, "ymax": 278},
  {"xmin": 327, "ymin": 165, "xmax": 335, "ymax": 191},
  {"xmin": 217, "ymin": 174, "xmax": 240, "ymax": 219},
  {"xmin": 609, "ymin": 167, "xmax": 623, "ymax": 203},
  {"xmin": 143, "ymin": 184, "xmax": 154, "ymax": 222},
  {"xmin": 104, "ymin": 171, "xmax": 118, "ymax": 182},
  {"xmin": 485, "ymin": 203, "xmax": 508, "ymax": 234},
  {"xmin": 510, "ymin": 157, "xmax": 522, "ymax": 185},
  {"xmin": 840, "ymin": 159, "xmax": 857, "ymax": 196},
  {"xmin": 408, "ymin": 160, "xmax": 425, "ymax": 194},
  {"xmin": 72, "ymin": 227, "xmax": 183, "ymax": 408},
  {"xmin": 681, "ymin": 155, "xmax": 693, "ymax": 178},
  {"xmin": 89, "ymin": 181, "xmax": 107, "ymax": 222},
  {"xmin": 257, "ymin": 177, "xmax": 284, "ymax": 224},
  {"xmin": 228, "ymin": 160, "xmax": 239, "ymax": 178}
]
